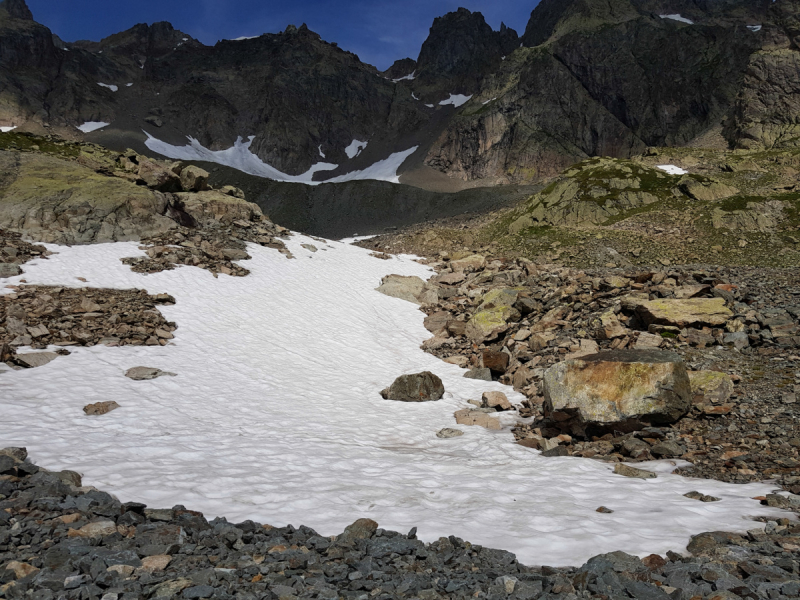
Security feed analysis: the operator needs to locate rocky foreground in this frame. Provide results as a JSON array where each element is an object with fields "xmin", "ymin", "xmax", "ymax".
[{"xmin": 0, "ymin": 448, "xmax": 798, "ymax": 600}]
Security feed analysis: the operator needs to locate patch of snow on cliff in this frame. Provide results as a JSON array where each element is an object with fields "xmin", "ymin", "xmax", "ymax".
[
  {"xmin": 97, "ymin": 83, "xmax": 118, "ymax": 92},
  {"xmin": 412, "ymin": 92, "xmax": 419, "ymax": 100},
  {"xmin": 77, "ymin": 122, "xmax": 110, "ymax": 133},
  {"xmin": 659, "ymin": 14, "xmax": 694, "ymax": 25},
  {"xmin": 440, "ymin": 94, "xmax": 472, "ymax": 108},
  {"xmin": 0, "ymin": 239, "xmax": 788, "ymax": 567},
  {"xmin": 232, "ymin": 35, "xmax": 259, "ymax": 41},
  {"xmin": 328, "ymin": 146, "xmax": 418, "ymax": 184},
  {"xmin": 657, "ymin": 165, "xmax": 688, "ymax": 175},
  {"xmin": 345, "ymin": 139, "xmax": 368, "ymax": 159},
  {"xmin": 483, "ymin": 97, "xmax": 498, "ymax": 105},
  {"xmin": 144, "ymin": 133, "xmax": 338, "ymax": 183},
  {"xmin": 392, "ymin": 71, "xmax": 416, "ymax": 83},
  {"xmin": 0, "ymin": 126, "xmax": 17, "ymax": 133},
  {"xmin": 747, "ymin": 25, "xmax": 762, "ymax": 32},
  {"xmin": 318, "ymin": 145, "xmax": 326, "ymax": 158},
  {"xmin": 126, "ymin": 83, "xmax": 133, "ymax": 87}
]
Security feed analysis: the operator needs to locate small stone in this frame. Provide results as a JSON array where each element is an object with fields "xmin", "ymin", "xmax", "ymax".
[
  {"xmin": 4, "ymin": 561, "xmax": 39, "ymax": 579},
  {"xmin": 443, "ymin": 355, "xmax": 469, "ymax": 368},
  {"xmin": 463, "ymin": 367, "xmax": 492, "ymax": 381},
  {"xmin": 125, "ymin": 367, "xmax": 178, "ymax": 380},
  {"xmin": 482, "ymin": 391, "xmax": 513, "ymax": 411},
  {"xmin": 454, "ymin": 409, "xmax": 501, "ymax": 430},
  {"xmin": 380, "ymin": 371, "xmax": 445, "ymax": 402},
  {"xmin": 14, "ymin": 352, "xmax": 58, "ymax": 368},
  {"xmin": 141, "ymin": 555, "xmax": 172, "ymax": 572},
  {"xmin": 436, "ymin": 428, "xmax": 464, "ymax": 439},
  {"xmin": 83, "ymin": 401, "xmax": 120, "ymax": 416},
  {"xmin": 650, "ymin": 440, "xmax": 685, "ymax": 458},
  {"xmin": 70, "ymin": 520, "xmax": 118, "ymax": 538},
  {"xmin": 596, "ymin": 506, "xmax": 614, "ymax": 513},
  {"xmin": 684, "ymin": 491, "xmax": 721, "ymax": 502},
  {"xmin": 613, "ymin": 464, "xmax": 657, "ymax": 479}
]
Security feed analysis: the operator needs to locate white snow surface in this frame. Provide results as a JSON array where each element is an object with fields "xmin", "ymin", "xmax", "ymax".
[
  {"xmin": 345, "ymin": 139, "xmax": 368, "ymax": 159},
  {"xmin": 0, "ymin": 239, "xmax": 789, "ymax": 567},
  {"xmin": 660, "ymin": 14, "xmax": 694, "ymax": 25},
  {"xmin": 145, "ymin": 133, "xmax": 413, "ymax": 185},
  {"xmin": 326, "ymin": 146, "xmax": 417, "ymax": 184},
  {"xmin": 97, "ymin": 83, "xmax": 118, "ymax": 92},
  {"xmin": 318, "ymin": 144, "xmax": 326, "ymax": 158},
  {"xmin": 392, "ymin": 71, "xmax": 416, "ymax": 83},
  {"xmin": 126, "ymin": 83, "xmax": 134, "ymax": 87},
  {"xmin": 144, "ymin": 133, "xmax": 339, "ymax": 183},
  {"xmin": 0, "ymin": 126, "xmax": 16, "ymax": 133},
  {"xmin": 747, "ymin": 25, "xmax": 762, "ymax": 32},
  {"xmin": 231, "ymin": 35, "xmax": 259, "ymax": 41},
  {"xmin": 77, "ymin": 122, "xmax": 110, "ymax": 133},
  {"xmin": 440, "ymin": 94, "xmax": 473, "ymax": 108},
  {"xmin": 656, "ymin": 164, "xmax": 688, "ymax": 175}
]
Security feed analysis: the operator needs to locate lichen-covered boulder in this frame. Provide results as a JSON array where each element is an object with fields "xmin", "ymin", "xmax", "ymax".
[
  {"xmin": 688, "ymin": 370, "xmax": 734, "ymax": 405},
  {"xmin": 543, "ymin": 349, "xmax": 691, "ymax": 435},
  {"xmin": 380, "ymin": 371, "xmax": 445, "ymax": 402},
  {"xmin": 376, "ymin": 275, "xmax": 437, "ymax": 305},
  {"xmin": 465, "ymin": 288, "xmax": 522, "ymax": 342},
  {"xmin": 624, "ymin": 297, "xmax": 733, "ymax": 328}
]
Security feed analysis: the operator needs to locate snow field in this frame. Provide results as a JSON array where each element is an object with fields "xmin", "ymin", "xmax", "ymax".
[
  {"xmin": 77, "ymin": 122, "xmax": 110, "ymax": 133},
  {"xmin": 0, "ymin": 238, "xmax": 789, "ymax": 566},
  {"xmin": 0, "ymin": 126, "xmax": 17, "ymax": 133},
  {"xmin": 144, "ymin": 133, "xmax": 415, "ymax": 185},
  {"xmin": 440, "ymin": 94, "xmax": 473, "ymax": 108}
]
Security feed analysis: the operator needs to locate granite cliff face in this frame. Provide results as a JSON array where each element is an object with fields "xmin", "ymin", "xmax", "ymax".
[
  {"xmin": 424, "ymin": 0, "xmax": 776, "ymax": 183},
  {"xmin": 0, "ymin": 0, "xmax": 797, "ymax": 186}
]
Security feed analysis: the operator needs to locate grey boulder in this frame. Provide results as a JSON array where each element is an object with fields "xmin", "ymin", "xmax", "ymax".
[{"xmin": 380, "ymin": 371, "xmax": 445, "ymax": 402}]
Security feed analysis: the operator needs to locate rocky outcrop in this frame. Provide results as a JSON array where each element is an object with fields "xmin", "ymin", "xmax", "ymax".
[
  {"xmin": 542, "ymin": 349, "xmax": 692, "ymax": 436},
  {"xmin": 414, "ymin": 8, "xmax": 518, "ymax": 99},
  {"xmin": 376, "ymin": 274, "xmax": 437, "ymax": 305}
]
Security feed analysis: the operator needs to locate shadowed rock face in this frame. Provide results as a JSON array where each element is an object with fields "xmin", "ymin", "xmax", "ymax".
[
  {"xmin": 0, "ymin": 0, "xmax": 33, "ymax": 20},
  {"xmin": 415, "ymin": 7, "xmax": 518, "ymax": 98}
]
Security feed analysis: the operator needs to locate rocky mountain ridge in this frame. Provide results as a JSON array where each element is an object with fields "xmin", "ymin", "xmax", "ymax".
[{"xmin": 0, "ymin": 0, "xmax": 797, "ymax": 188}]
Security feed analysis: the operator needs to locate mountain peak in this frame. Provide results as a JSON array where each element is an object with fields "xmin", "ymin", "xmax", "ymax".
[{"xmin": 0, "ymin": 0, "xmax": 33, "ymax": 20}]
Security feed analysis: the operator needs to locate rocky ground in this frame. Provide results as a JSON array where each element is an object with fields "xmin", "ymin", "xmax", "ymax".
[
  {"xmin": 365, "ymin": 248, "xmax": 800, "ymax": 497},
  {"xmin": 1, "ymin": 448, "xmax": 799, "ymax": 600}
]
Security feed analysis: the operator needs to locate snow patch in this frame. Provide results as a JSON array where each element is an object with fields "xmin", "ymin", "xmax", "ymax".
[
  {"xmin": 412, "ymin": 92, "xmax": 419, "ymax": 100},
  {"xmin": 392, "ymin": 71, "xmax": 416, "ymax": 83},
  {"xmin": 318, "ymin": 145, "xmax": 326, "ymax": 159},
  {"xmin": 327, "ymin": 147, "xmax": 417, "ymax": 184},
  {"xmin": 659, "ymin": 14, "xmax": 694, "ymax": 25},
  {"xmin": 425, "ymin": 104, "xmax": 434, "ymax": 108},
  {"xmin": 657, "ymin": 164, "xmax": 688, "ymax": 175},
  {"xmin": 0, "ymin": 126, "xmax": 17, "ymax": 133},
  {"xmin": 126, "ymin": 83, "xmax": 133, "ymax": 87},
  {"xmin": 345, "ymin": 139, "xmax": 368, "ymax": 159},
  {"xmin": 482, "ymin": 97, "xmax": 498, "ymax": 105},
  {"xmin": 0, "ymin": 240, "xmax": 787, "ymax": 567},
  {"xmin": 440, "ymin": 94, "xmax": 472, "ymax": 108},
  {"xmin": 97, "ymin": 83, "xmax": 118, "ymax": 92},
  {"xmin": 77, "ymin": 122, "xmax": 110, "ymax": 134},
  {"xmin": 747, "ymin": 25, "xmax": 762, "ymax": 32},
  {"xmin": 232, "ymin": 35, "xmax": 259, "ymax": 41},
  {"xmin": 144, "ymin": 134, "xmax": 338, "ymax": 184},
  {"xmin": 144, "ymin": 133, "xmax": 413, "ymax": 185}
]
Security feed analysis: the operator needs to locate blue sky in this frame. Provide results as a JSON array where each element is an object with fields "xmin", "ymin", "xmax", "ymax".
[{"xmin": 27, "ymin": 1, "xmax": 538, "ymax": 70}]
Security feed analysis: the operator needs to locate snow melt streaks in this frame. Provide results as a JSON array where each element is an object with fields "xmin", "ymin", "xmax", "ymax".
[
  {"xmin": 0, "ymin": 238, "xmax": 787, "ymax": 566},
  {"xmin": 144, "ymin": 133, "xmax": 417, "ymax": 185}
]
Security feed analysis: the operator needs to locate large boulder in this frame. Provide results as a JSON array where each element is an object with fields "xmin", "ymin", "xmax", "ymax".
[
  {"xmin": 623, "ymin": 297, "xmax": 733, "ymax": 328},
  {"xmin": 376, "ymin": 275, "xmax": 437, "ymax": 305},
  {"xmin": 180, "ymin": 165, "xmax": 210, "ymax": 192},
  {"xmin": 138, "ymin": 158, "xmax": 182, "ymax": 192},
  {"xmin": 465, "ymin": 288, "xmax": 521, "ymax": 342},
  {"xmin": 380, "ymin": 371, "xmax": 445, "ymax": 402},
  {"xmin": 543, "ymin": 349, "xmax": 691, "ymax": 436}
]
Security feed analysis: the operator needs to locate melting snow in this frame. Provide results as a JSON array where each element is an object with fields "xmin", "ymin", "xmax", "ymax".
[
  {"xmin": 144, "ymin": 133, "xmax": 413, "ymax": 185},
  {"xmin": 0, "ymin": 239, "xmax": 788, "ymax": 566},
  {"xmin": 144, "ymin": 134, "xmax": 338, "ymax": 184},
  {"xmin": 326, "ymin": 147, "xmax": 417, "ymax": 184},
  {"xmin": 659, "ymin": 14, "xmax": 694, "ymax": 25},
  {"xmin": 0, "ymin": 126, "xmax": 17, "ymax": 133},
  {"xmin": 440, "ymin": 94, "xmax": 473, "ymax": 108},
  {"xmin": 232, "ymin": 35, "xmax": 259, "ymax": 41},
  {"xmin": 345, "ymin": 139, "xmax": 368, "ymax": 159},
  {"xmin": 97, "ymin": 83, "xmax": 118, "ymax": 92},
  {"xmin": 425, "ymin": 104, "xmax": 434, "ymax": 108},
  {"xmin": 126, "ymin": 83, "xmax": 133, "ymax": 87},
  {"xmin": 656, "ymin": 164, "xmax": 688, "ymax": 175},
  {"xmin": 392, "ymin": 71, "xmax": 416, "ymax": 83},
  {"xmin": 77, "ymin": 122, "xmax": 110, "ymax": 133},
  {"xmin": 318, "ymin": 145, "xmax": 326, "ymax": 158},
  {"xmin": 747, "ymin": 25, "xmax": 762, "ymax": 32},
  {"xmin": 412, "ymin": 92, "xmax": 419, "ymax": 100}
]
